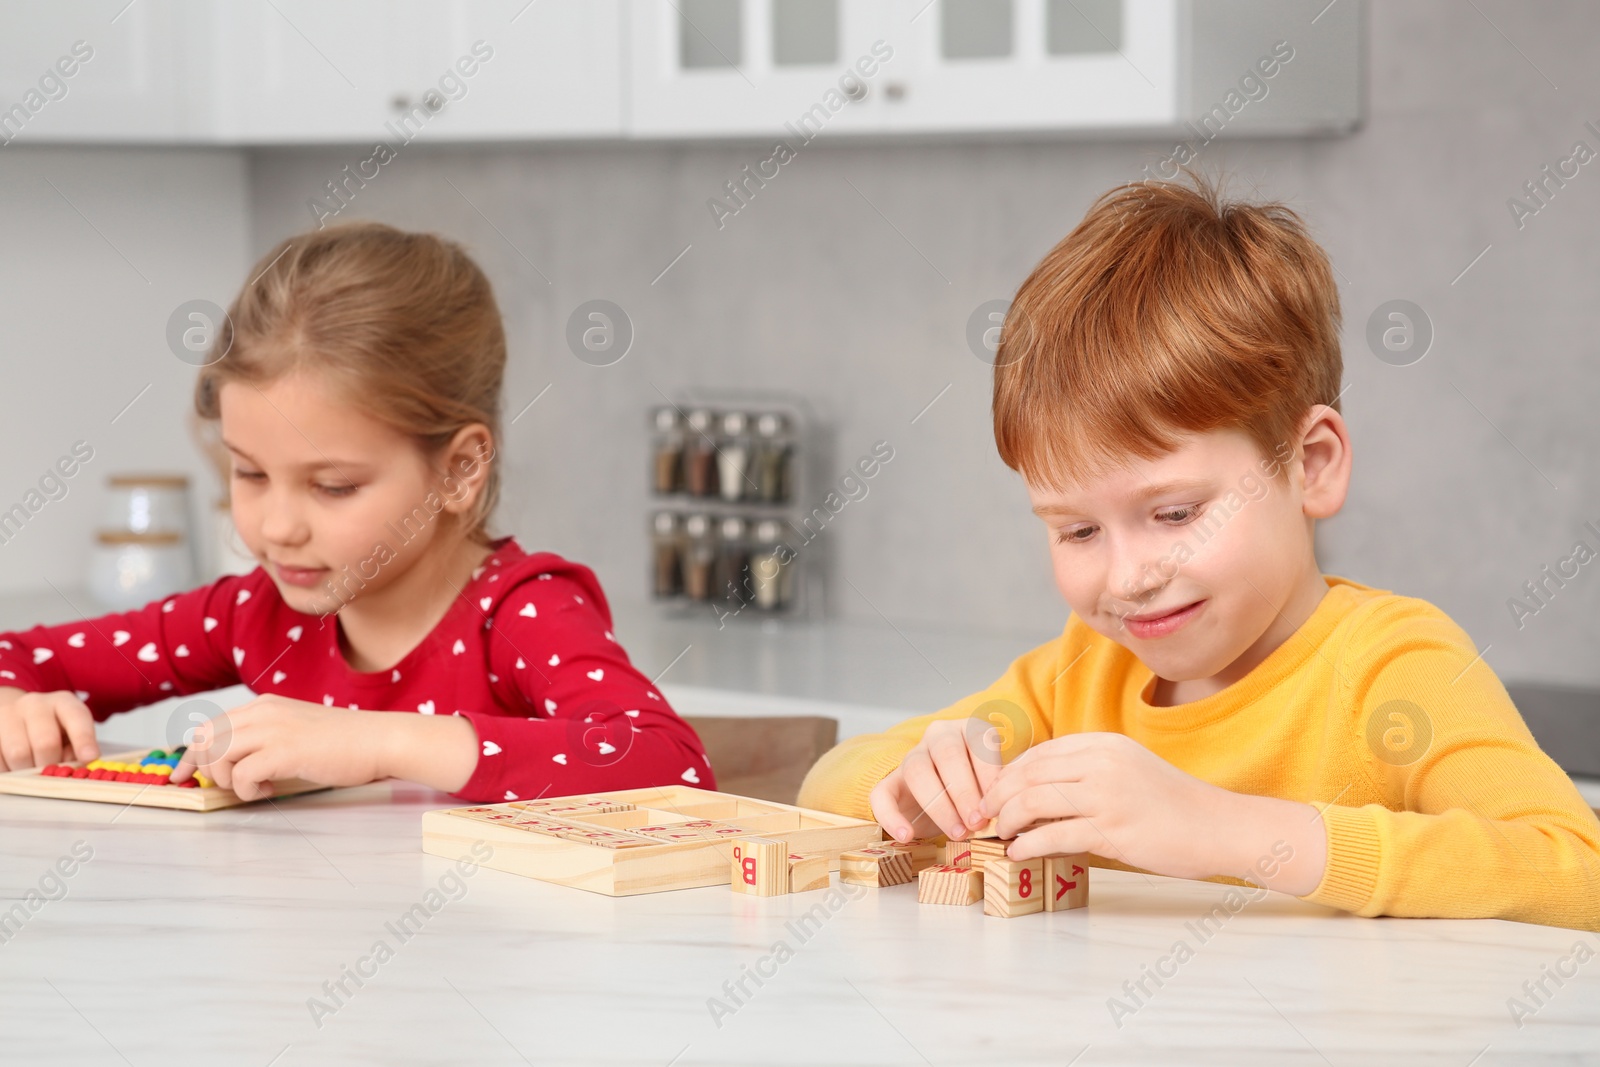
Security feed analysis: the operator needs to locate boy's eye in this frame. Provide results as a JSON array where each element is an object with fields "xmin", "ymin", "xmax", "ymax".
[
  {"xmin": 1055, "ymin": 525, "xmax": 1097, "ymax": 545},
  {"xmin": 1156, "ymin": 504, "xmax": 1203, "ymax": 525}
]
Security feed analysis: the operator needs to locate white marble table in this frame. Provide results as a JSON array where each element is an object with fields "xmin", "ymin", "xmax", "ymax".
[{"xmin": 3, "ymin": 781, "xmax": 1598, "ymax": 1067}]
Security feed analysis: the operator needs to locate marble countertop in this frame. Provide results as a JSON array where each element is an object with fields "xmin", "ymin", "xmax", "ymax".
[{"xmin": 2, "ymin": 781, "xmax": 1598, "ymax": 1066}]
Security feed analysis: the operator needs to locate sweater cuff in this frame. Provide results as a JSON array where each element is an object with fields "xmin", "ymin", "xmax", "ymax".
[
  {"xmin": 797, "ymin": 743, "xmax": 907, "ymax": 821},
  {"xmin": 1302, "ymin": 803, "xmax": 1384, "ymax": 914}
]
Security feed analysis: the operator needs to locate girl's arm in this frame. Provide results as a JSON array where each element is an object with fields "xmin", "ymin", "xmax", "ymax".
[
  {"xmin": 430, "ymin": 572, "xmax": 715, "ymax": 804},
  {"xmin": 0, "ymin": 572, "xmax": 259, "ymax": 767}
]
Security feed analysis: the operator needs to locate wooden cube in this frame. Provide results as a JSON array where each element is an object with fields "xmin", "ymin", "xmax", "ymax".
[
  {"xmin": 730, "ymin": 837, "xmax": 787, "ymax": 896},
  {"xmin": 917, "ymin": 864, "xmax": 984, "ymax": 906},
  {"xmin": 982, "ymin": 856, "xmax": 1045, "ymax": 917},
  {"xmin": 942, "ymin": 840, "xmax": 973, "ymax": 868},
  {"xmin": 968, "ymin": 838, "xmax": 1010, "ymax": 867},
  {"xmin": 787, "ymin": 852, "xmax": 829, "ymax": 893},
  {"xmin": 902, "ymin": 839, "xmax": 942, "ymax": 874},
  {"xmin": 839, "ymin": 846, "xmax": 914, "ymax": 887},
  {"xmin": 1044, "ymin": 855, "xmax": 1090, "ymax": 911},
  {"xmin": 970, "ymin": 817, "xmax": 1002, "ymax": 839}
]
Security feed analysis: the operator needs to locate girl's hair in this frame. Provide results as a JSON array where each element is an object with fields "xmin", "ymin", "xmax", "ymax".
[{"xmin": 195, "ymin": 222, "xmax": 506, "ymax": 545}]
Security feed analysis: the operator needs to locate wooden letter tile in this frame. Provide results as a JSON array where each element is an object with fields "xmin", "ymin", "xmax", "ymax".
[
  {"xmin": 839, "ymin": 846, "xmax": 914, "ymax": 888},
  {"xmin": 787, "ymin": 852, "xmax": 829, "ymax": 893},
  {"xmin": 968, "ymin": 838, "xmax": 1010, "ymax": 867},
  {"xmin": 942, "ymin": 840, "xmax": 973, "ymax": 868},
  {"xmin": 902, "ymin": 839, "xmax": 942, "ymax": 874},
  {"xmin": 1044, "ymin": 855, "xmax": 1090, "ymax": 911},
  {"xmin": 730, "ymin": 837, "xmax": 788, "ymax": 896},
  {"xmin": 917, "ymin": 864, "xmax": 984, "ymax": 906},
  {"xmin": 982, "ymin": 856, "xmax": 1045, "ymax": 918}
]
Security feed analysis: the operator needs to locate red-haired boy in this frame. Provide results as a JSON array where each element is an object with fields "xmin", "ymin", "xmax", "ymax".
[{"xmin": 799, "ymin": 177, "xmax": 1600, "ymax": 930}]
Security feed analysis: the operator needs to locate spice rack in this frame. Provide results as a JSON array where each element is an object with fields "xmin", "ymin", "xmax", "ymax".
[{"xmin": 649, "ymin": 396, "xmax": 814, "ymax": 620}]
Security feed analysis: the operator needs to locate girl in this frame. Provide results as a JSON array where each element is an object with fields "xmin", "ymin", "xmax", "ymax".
[{"xmin": 0, "ymin": 222, "xmax": 714, "ymax": 803}]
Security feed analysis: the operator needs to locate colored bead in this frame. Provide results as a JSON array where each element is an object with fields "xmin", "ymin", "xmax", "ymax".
[
  {"xmin": 71, "ymin": 767, "xmax": 89, "ymax": 778},
  {"xmin": 177, "ymin": 777, "xmax": 198, "ymax": 788},
  {"xmin": 194, "ymin": 772, "xmax": 214, "ymax": 789},
  {"xmin": 147, "ymin": 749, "xmax": 167, "ymax": 760}
]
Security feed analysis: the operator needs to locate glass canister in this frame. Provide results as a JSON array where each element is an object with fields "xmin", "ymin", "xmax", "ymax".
[
  {"xmin": 105, "ymin": 473, "xmax": 191, "ymax": 535},
  {"xmin": 716, "ymin": 411, "xmax": 752, "ymax": 503},
  {"xmin": 713, "ymin": 515, "xmax": 752, "ymax": 608},
  {"xmin": 753, "ymin": 412, "xmax": 792, "ymax": 504},
  {"xmin": 681, "ymin": 513, "xmax": 716, "ymax": 602},
  {"xmin": 650, "ymin": 407, "xmax": 685, "ymax": 496},
  {"xmin": 749, "ymin": 519, "xmax": 795, "ymax": 611},
  {"xmin": 683, "ymin": 409, "xmax": 720, "ymax": 499},
  {"xmin": 89, "ymin": 530, "xmax": 194, "ymax": 611},
  {"xmin": 651, "ymin": 511, "xmax": 683, "ymax": 598}
]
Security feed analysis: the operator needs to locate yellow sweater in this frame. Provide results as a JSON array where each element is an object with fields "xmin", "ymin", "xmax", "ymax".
[{"xmin": 798, "ymin": 575, "xmax": 1600, "ymax": 930}]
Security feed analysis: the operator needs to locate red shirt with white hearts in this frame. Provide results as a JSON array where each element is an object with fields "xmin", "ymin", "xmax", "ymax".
[{"xmin": 0, "ymin": 537, "xmax": 715, "ymax": 802}]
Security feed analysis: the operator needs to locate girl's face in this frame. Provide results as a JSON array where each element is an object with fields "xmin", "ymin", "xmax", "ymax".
[{"xmin": 218, "ymin": 369, "xmax": 486, "ymax": 616}]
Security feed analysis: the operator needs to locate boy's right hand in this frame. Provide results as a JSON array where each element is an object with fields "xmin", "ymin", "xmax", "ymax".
[
  {"xmin": 869, "ymin": 719, "xmax": 1000, "ymax": 844},
  {"xmin": 0, "ymin": 687, "xmax": 100, "ymax": 771}
]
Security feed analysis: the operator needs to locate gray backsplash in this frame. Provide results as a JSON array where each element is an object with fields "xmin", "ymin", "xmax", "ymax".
[{"xmin": 240, "ymin": 0, "xmax": 1600, "ymax": 701}]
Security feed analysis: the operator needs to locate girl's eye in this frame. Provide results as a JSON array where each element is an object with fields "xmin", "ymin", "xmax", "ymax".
[
  {"xmin": 317, "ymin": 483, "xmax": 358, "ymax": 498},
  {"xmin": 232, "ymin": 468, "xmax": 265, "ymax": 482},
  {"xmin": 1055, "ymin": 525, "xmax": 1097, "ymax": 545},
  {"xmin": 1157, "ymin": 504, "xmax": 1204, "ymax": 525}
]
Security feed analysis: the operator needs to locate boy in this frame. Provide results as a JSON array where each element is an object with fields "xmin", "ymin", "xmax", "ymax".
[{"xmin": 798, "ymin": 176, "xmax": 1600, "ymax": 930}]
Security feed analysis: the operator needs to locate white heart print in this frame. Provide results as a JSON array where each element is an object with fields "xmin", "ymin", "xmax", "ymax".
[
  {"xmin": 391, "ymin": 669, "xmax": 401, "ymax": 683},
  {"xmin": 681, "ymin": 767, "xmax": 700, "ymax": 784},
  {"xmin": 452, "ymin": 639, "xmax": 465, "ymax": 655},
  {"xmin": 137, "ymin": 643, "xmax": 158, "ymax": 663},
  {"xmin": 323, "ymin": 695, "xmax": 334, "ymax": 706},
  {"xmin": 418, "ymin": 700, "xmax": 436, "ymax": 715},
  {"xmin": 203, "ymin": 617, "xmax": 218, "ymax": 633},
  {"xmin": 515, "ymin": 658, "xmax": 525, "ymax": 670},
  {"xmin": 504, "ymin": 791, "xmax": 518, "ymax": 801},
  {"xmin": 479, "ymin": 596, "xmax": 492, "ymax": 611},
  {"xmin": 482, "ymin": 740, "xmax": 502, "ymax": 756},
  {"xmin": 548, "ymin": 654, "xmax": 560, "ymax": 666},
  {"xmin": 32, "ymin": 647, "xmax": 52, "ymax": 664},
  {"xmin": 552, "ymin": 753, "xmax": 567, "ymax": 765},
  {"xmin": 587, "ymin": 669, "xmax": 604, "ymax": 681},
  {"xmin": 232, "ymin": 647, "xmax": 245, "ymax": 667},
  {"xmin": 646, "ymin": 691, "xmax": 660, "ymax": 700},
  {"xmin": 519, "ymin": 603, "xmax": 537, "ymax": 618},
  {"xmin": 236, "ymin": 589, "xmax": 250, "ymax": 605},
  {"xmin": 624, "ymin": 710, "xmax": 640, "ymax": 718},
  {"xmin": 113, "ymin": 630, "xmax": 130, "ymax": 647},
  {"xmin": 162, "ymin": 600, "xmax": 174, "ymax": 613},
  {"xmin": 597, "ymin": 741, "xmax": 617, "ymax": 755},
  {"xmin": 287, "ymin": 626, "xmax": 302, "ymax": 642},
  {"xmin": 272, "ymin": 671, "xmax": 287, "ymax": 684},
  {"xmin": 174, "ymin": 645, "xmax": 190, "ymax": 658},
  {"xmin": 67, "ymin": 632, "xmax": 85, "ymax": 648},
  {"xmin": 544, "ymin": 699, "xmax": 557, "ymax": 714}
]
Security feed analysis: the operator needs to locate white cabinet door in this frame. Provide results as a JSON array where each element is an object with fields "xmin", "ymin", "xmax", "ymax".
[
  {"xmin": 0, "ymin": 0, "xmax": 188, "ymax": 142},
  {"xmin": 628, "ymin": 0, "xmax": 893, "ymax": 139},
  {"xmin": 209, "ymin": 0, "xmax": 622, "ymax": 144},
  {"xmin": 876, "ymin": 0, "xmax": 1179, "ymax": 134}
]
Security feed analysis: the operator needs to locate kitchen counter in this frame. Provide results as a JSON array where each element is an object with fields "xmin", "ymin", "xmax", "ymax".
[{"xmin": 2, "ymin": 781, "xmax": 1598, "ymax": 1066}]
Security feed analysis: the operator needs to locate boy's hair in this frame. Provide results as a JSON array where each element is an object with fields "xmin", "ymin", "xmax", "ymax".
[
  {"xmin": 993, "ymin": 174, "xmax": 1342, "ymax": 489},
  {"xmin": 195, "ymin": 222, "xmax": 507, "ymax": 544}
]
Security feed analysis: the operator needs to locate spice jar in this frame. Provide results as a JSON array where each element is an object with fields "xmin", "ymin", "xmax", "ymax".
[
  {"xmin": 713, "ymin": 516, "xmax": 752, "ymax": 608},
  {"xmin": 682, "ymin": 513, "xmax": 716, "ymax": 602},
  {"xmin": 753, "ymin": 412, "xmax": 792, "ymax": 504},
  {"xmin": 650, "ymin": 407, "xmax": 685, "ymax": 495},
  {"xmin": 683, "ymin": 409, "xmax": 720, "ymax": 498},
  {"xmin": 651, "ymin": 512, "xmax": 683, "ymax": 598},
  {"xmin": 716, "ymin": 411, "xmax": 752, "ymax": 503},
  {"xmin": 749, "ymin": 519, "xmax": 794, "ymax": 611}
]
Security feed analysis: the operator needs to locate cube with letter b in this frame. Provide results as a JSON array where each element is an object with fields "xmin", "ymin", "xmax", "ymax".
[{"xmin": 730, "ymin": 837, "xmax": 787, "ymax": 896}]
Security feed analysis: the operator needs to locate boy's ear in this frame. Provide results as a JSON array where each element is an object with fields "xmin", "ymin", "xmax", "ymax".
[
  {"xmin": 436, "ymin": 423, "xmax": 495, "ymax": 514},
  {"xmin": 1297, "ymin": 405, "xmax": 1351, "ymax": 520}
]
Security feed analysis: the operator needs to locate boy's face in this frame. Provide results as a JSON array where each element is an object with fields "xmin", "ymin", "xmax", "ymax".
[{"xmin": 1027, "ymin": 426, "xmax": 1322, "ymax": 689}]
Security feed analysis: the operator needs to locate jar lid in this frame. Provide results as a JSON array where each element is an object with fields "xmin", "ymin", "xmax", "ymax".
[
  {"xmin": 96, "ymin": 530, "xmax": 183, "ymax": 545},
  {"xmin": 718, "ymin": 516, "xmax": 747, "ymax": 539},
  {"xmin": 684, "ymin": 513, "xmax": 712, "ymax": 538},
  {"xmin": 755, "ymin": 412, "xmax": 787, "ymax": 436},
  {"xmin": 108, "ymin": 474, "xmax": 190, "ymax": 489},
  {"xmin": 686, "ymin": 409, "xmax": 716, "ymax": 433},
  {"xmin": 652, "ymin": 511, "xmax": 679, "ymax": 534},
  {"xmin": 652, "ymin": 406, "xmax": 682, "ymax": 432},
  {"xmin": 721, "ymin": 411, "xmax": 748, "ymax": 436},
  {"xmin": 753, "ymin": 519, "xmax": 788, "ymax": 542}
]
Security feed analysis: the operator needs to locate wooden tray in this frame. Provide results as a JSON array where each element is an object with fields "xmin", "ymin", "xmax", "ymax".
[
  {"xmin": 0, "ymin": 748, "xmax": 328, "ymax": 811},
  {"xmin": 421, "ymin": 785, "xmax": 883, "ymax": 896}
]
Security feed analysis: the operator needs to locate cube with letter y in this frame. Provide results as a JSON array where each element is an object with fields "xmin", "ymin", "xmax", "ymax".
[
  {"xmin": 729, "ymin": 837, "xmax": 788, "ymax": 896},
  {"xmin": 1044, "ymin": 854, "xmax": 1090, "ymax": 911}
]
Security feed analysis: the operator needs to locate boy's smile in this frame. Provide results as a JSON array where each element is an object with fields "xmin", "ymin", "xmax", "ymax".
[{"xmin": 1027, "ymin": 413, "xmax": 1351, "ymax": 706}]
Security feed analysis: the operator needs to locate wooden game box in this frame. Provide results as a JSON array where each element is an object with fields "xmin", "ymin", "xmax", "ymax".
[
  {"xmin": 421, "ymin": 785, "xmax": 883, "ymax": 896},
  {"xmin": 0, "ymin": 748, "xmax": 328, "ymax": 811}
]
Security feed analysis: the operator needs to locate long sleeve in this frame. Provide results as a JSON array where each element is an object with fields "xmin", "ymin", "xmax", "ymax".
[
  {"xmin": 797, "ymin": 631, "xmax": 1064, "ymax": 819},
  {"xmin": 1302, "ymin": 603, "xmax": 1600, "ymax": 930},
  {"xmin": 0, "ymin": 573, "xmax": 257, "ymax": 720},
  {"xmin": 452, "ymin": 571, "xmax": 715, "ymax": 803}
]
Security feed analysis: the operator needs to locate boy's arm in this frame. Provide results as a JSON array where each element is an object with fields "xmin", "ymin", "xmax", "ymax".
[
  {"xmin": 796, "ymin": 630, "xmax": 1066, "ymax": 819},
  {"xmin": 1302, "ymin": 616, "xmax": 1600, "ymax": 931}
]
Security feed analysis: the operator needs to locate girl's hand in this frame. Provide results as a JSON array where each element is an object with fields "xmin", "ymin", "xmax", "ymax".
[
  {"xmin": 170, "ymin": 695, "xmax": 386, "ymax": 801},
  {"xmin": 0, "ymin": 687, "xmax": 100, "ymax": 771},
  {"xmin": 869, "ymin": 718, "xmax": 1003, "ymax": 843},
  {"xmin": 979, "ymin": 732, "xmax": 1245, "ymax": 881}
]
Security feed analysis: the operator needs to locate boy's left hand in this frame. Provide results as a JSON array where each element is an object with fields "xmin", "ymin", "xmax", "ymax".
[
  {"xmin": 170, "ymin": 695, "xmax": 386, "ymax": 801},
  {"xmin": 979, "ymin": 732, "xmax": 1243, "ymax": 882}
]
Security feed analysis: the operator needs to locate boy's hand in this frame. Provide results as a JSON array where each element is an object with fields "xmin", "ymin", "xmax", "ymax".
[
  {"xmin": 170, "ymin": 695, "xmax": 385, "ymax": 801},
  {"xmin": 0, "ymin": 687, "xmax": 100, "ymax": 771},
  {"xmin": 980, "ymin": 732, "xmax": 1241, "ymax": 881},
  {"xmin": 870, "ymin": 719, "xmax": 1002, "ymax": 843}
]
